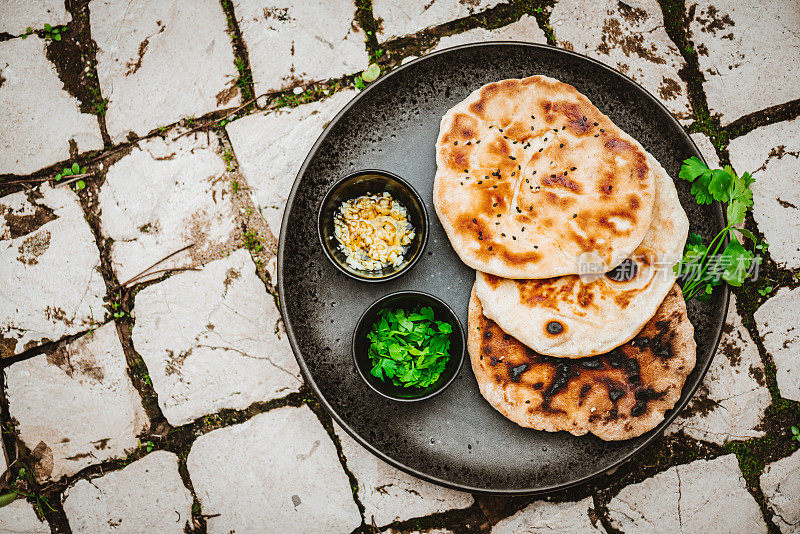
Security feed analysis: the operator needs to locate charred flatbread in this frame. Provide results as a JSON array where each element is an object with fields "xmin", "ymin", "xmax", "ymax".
[
  {"xmin": 474, "ymin": 152, "xmax": 689, "ymax": 358},
  {"xmin": 468, "ymin": 284, "xmax": 696, "ymax": 440},
  {"xmin": 434, "ymin": 75, "xmax": 657, "ymax": 279}
]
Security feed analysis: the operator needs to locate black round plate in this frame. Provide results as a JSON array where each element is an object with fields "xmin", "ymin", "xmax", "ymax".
[{"xmin": 278, "ymin": 43, "xmax": 729, "ymax": 494}]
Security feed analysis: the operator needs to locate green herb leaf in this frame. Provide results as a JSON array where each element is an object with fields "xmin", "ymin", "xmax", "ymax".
[
  {"xmin": 678, "ymin": 156, "xmax": 709, "ymax": 182},
  {"xmin": 71, "ymin": 162, "xmax": 80, "ymax": 174},
  {"xmin": 707, "ymin": 169, "xmax": 732, "ymax": 202},
  {"xmin": 44, "ymin": 24, "xmax": 52, "ymax": 31},
  {"xmin": 366, "ymin": 306, "xmax": 453, "ymax": 388},
  {"xmin": 75, "ymin": 180, "xmax": 86, "ymax": 190},
  {"xmin": 720, "ymin": 239, "xmax": 754, "ymax": 286}
]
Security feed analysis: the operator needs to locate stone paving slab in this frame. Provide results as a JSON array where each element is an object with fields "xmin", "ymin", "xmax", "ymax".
[
  {"xmin": 729, "ymin": 116, "xmax": 800, "ymax": 269},
  {"xmin": 0, "ymin": 499, "xmax": 50, "ymax": 534},
  {"xmin": 98, "ymin": 133, "xmax": 240, "ymax": 284},
  {"xmin": 0, "ymin": 36, "xmax": 103, "ymax": 175},
  {"xmin": 132, "ymin": 249, "xmax": 301, "ymax": 426},
  {"xmin": 234, "ymin": 0, "xmax": 368, "ymax": 92},
  {"xmin": 668, "ymin": 295, "xmax": 770, "ymax": 444},
  {"xmin": 334, "ymin": 423, "xmax": 473, "ymax": 527},
  {"xmin": 552, "ymin": 0, "xmax": 693, "ymax": 124},
  {"xmin": 1, "ymin": 184, "xmax": 107, "ymax": 358},
  {"xmin": 491, "ymin": 497, "xmax": 601, "ymax": 533},
  {"xmin": 607, "ymin": 454, "xmax": 766, "ymax": 533},
  {"xmin": 690, "ymin": 132, "xmax": 720, "ymax": 169},
  {"xmin": 373, "ymin": 0, "xmax": 503, "ymax": 42},
  {"xmin": 689, "ymin": 0, "xmax": 800, "ymax": 125},
  {"xmin": 91, "ymin": 0, "xmax": 239, "ymax": 141},
  {"xmin": 0, "ymin": 1, "xmax": 70, "ymax": 35},
  {"xmin": 62, "ymin": 451, "xmax": 193, "ymax": 534},
  {"xmin": 4, "ymin": 323, "xmax": 147, "ymax": 482},
  {"xmin": 754, "ymin": 286, "xmax": 800, "ymax": 403},
  {"xmin": 187, "ymin": 405, "xmax": 361, "ymax": 534},
  {"xmin": 760, "ymin": 449, "xmax": 800, "ymax": 533},
  {"xmin": 430, "ymin": 15, "xmax": 546, "ymax": 53},
  {"xmin": 226, "ymin": 89, "xmax": 356, "ymax": 237}
]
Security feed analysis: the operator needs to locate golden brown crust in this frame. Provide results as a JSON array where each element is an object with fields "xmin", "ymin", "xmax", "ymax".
[
  {"xmin": 468, "ymin": 284, "xmax": 696, "ymax": 440},
  {"xmin": 473, "ymin": 152, "xmax": 689, "ymax": 358},
  {"xmin": 434, "ymin": 75, "xmax": 657, "ymax": 279}
]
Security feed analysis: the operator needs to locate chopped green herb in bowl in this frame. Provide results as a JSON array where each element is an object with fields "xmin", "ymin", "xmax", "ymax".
[
  {"xmin": 367, "ymin": 306, "xmax": 453, "ymax": 388},
  {"xmin": 352, "ymin": 290, "xmax": 465, "ymax": 402}
]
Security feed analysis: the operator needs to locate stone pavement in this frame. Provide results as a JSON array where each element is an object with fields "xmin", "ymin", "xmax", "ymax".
[{"xmin": 0, "ymin": 0, "xmax": 798, "ymax": 532}]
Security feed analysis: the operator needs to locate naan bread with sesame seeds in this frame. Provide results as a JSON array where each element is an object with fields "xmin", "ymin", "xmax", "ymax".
[
  {"xmin": 468, "ymin": 284, "xmax": 696, "ymax": 441},
  {"xmin": 474, "ymin": 152, "xmax": 689, "ymax": 358},
  {"xmin": 434, "ymin": 75, "xmax": 657, "ymax": 279}
]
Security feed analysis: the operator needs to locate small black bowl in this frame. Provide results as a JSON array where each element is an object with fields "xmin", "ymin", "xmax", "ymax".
[
  {"xmin": 352, "ymin": 291, "xmax": 466, "ymax": 402},
  {"xmin": 317, "ymin": 170, "xmax": 428, "ymax": 282}
]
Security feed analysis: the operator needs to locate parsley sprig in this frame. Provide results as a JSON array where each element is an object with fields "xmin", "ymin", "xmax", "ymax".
[
  {"xmin": 675, "ymin": 157, "xmax": 767, "ymax": 300},
  {"xmin": 367, "ymin": 306, "xmax": 453, "ymax": 388}
]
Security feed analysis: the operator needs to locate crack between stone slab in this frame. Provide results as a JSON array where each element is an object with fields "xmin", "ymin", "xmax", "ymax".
[{"xmin": 195, "ymin": 341, "xmax": 299, "ymax": 381}]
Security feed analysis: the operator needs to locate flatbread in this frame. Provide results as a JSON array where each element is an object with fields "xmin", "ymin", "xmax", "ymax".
[
  {"xmin": 474, "ymin": 152, "xmax": 689, "ymax": 358},
  {"xmin": 434, "ymin": 75, "xmax": 657, "ymax": 279},
  {"xmin": 468, "ymin": 284, "xmax": 696, "ymax": 440}
]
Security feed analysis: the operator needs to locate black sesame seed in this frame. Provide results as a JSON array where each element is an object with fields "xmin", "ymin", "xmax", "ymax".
[
  {"xmin": 478, "ymin": 180, "xmax": 482, "ymax": 184},
  {"xmin": 600, "ymin": 129, "xmax": 604, "ymax": 132},
  {"xmin": 570, "ymin": 167, "xmax": 576, "ymax": 171},
  {"xmin": 473, "ymin": 218, "xmax": 477, "ymax": 223},
  {"xmin": 501, "ymin": 233, "xmax": 506, "ymax": 237},
  {"xmin": 464, "ymin": 169, "xmax": 468, "ymax": 173},
  {"xmin": 560, "ymin": 143, "xmax": 564, "ymax": 148},
  {"xmin": 538, "ymin": 148, "xmax": 543, "ymax": 152},
  {"xmin": 594, "ymin": 134, "xmax": 599, "ymax": 137},
  {"xmin": 516, "ymin": 207, "xmax": 521, "ymax": 213},
  {"xmin": 493, "ymin": 202, "xmax": 497, "ymax": 207},
  {"xmin": 582, "ymin": 116, "xmax": 587, "ymax": 121},
  {"xmin": 561, "ymin": 126, "xmax": 565, "ymax": 130},
  {"xmin": 454, "ymin": 141, "xmax": 457, "ymax": 145},
  {"xmin": 551, "ymin": 174, "xmax": 556, "ymax": 178},
  {"xmin": 532, "ymin": 170, "xmax": 537, "ymax": 175},
  {"xmin": 497, "ymin": 214, "xmax": 501, "ymax": 218},
  {"xmin": 512, "ymin": 236, "xmax": 516, "ymax": 240},
  {"xmin": 534, "ymin": 245, "xmax": 538, "ymax": 249},
  {"xmin": 488, "ymin": 246, "xmax": 493, "ymax": 250},
  {"xmin": 521, "ymin": 227, "xmax": 525, "ymax": 232},
  {"xmin": 593, "ymin": 122, "xmax": 599, "ymax": 126},
  {"xmin": 573, "ymin": 214, "xmax": 577, "ymax": 218},
  {"xmin": 525, "ymin": 179, "xmax": 529, "ymax": 183},
  {"xmin": 509, "ymin": 156, "xmax": 516, "ymax": 160},
  {"xmin": 531, "ymin": 115, "xmax": 535, "ymax": 119}
]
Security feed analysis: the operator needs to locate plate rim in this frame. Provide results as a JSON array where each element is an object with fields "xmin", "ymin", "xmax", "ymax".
[{"xmin": 277, "ymin": 41, "xmax": 730, "ymax": 495}]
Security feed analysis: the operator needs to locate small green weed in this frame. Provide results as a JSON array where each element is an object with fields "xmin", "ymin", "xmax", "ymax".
[
  {"xmin": 21, "ymin": 24, "xmax": 63, "ymax": 41},
  {"xmin": 56, "ymin": 162, "xmax": 88, "ymax": 190},
  {"xmin": 243, "ymin": 230, "xmax": 263, "ymax": 253},
  {"xmin": 222, "ymin": 149, "xmax": 235, "ymax": 171},
  {"xmin": 109, "ymin": 300, "xmax": 128, "ymax": 319},
  {"xmin": 791, "ymin": 426, "xmax": 800, "ymax": 446}
]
